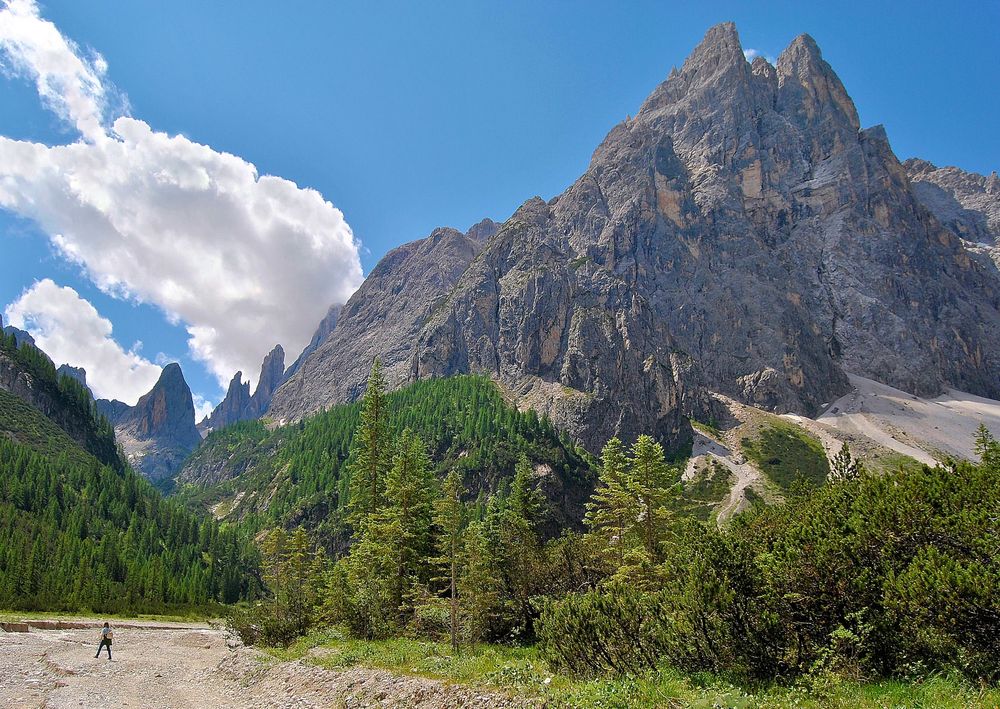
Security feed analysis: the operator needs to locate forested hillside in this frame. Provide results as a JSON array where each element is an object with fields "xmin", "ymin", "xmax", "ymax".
[
  {"xmin": 0, "ymin": 331, "xmax": 121, "ymax": 470},
  {"xmin": 0, "ymin": 337, "xmax": 260, "ymax": 613},
  {"xmin": 0, "ymin": 400, "xmax": 260, "ymax": 612},
  {"xmin": 174, "ymin": 372, "xmax": 597, "ymax": 549}
]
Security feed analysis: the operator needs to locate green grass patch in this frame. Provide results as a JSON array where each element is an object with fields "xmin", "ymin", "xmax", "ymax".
[
  {"xmin": 741, "ymin": 422, "xmax": 829, "ymax": 490},
  {"xmin": 873, "ymin": 451, "xmax": 926, "ymax": 476},
  {"xmin": 262, "ymin": 631, "xmax": 999, "ymax": 708},
  {"xmin": 690, "ymin": 418, "xmax": 722, "ymax": 440},
  {"xmin": 686, "ymin": 460, "xmax": 732, "ymax": 503}
]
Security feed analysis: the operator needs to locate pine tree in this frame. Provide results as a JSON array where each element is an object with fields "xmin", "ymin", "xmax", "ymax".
[
  {"xmin": 974, "ymin": 423, "xmax": 998, "ymax": 467},
  {"xmin": 628, "ymin": 435, "xmax": 675, "ymax": 563},
  {"xmin": 585, "ymin": 437, "xmax": 632, "ymax": 566},
  {"xmin": 829, "ymin": 442, "xmax": 863, "ymax": 483},
  {"xmin": 346, "ymin": 358, "xmax": 391, "ymax": 535},
  {"xmin": 383, "ymin": 428, "xmax": 435, "ymax": 619},
  {"xmin": 261, "ymin": 528, "xmax": 288, "ymax": 619},
  {"xmin": 344, "ymin": 429, "xmax": 435, "ymax": 635},
  {"xmin": 433, "ymin": 468, "xmax": 466, "ymax": 651}
]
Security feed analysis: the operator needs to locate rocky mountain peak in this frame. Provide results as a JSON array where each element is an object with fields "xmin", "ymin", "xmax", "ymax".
[
  {"xmin": 1, "ymin": 313, "xmax": 36, "ymax": 349},
  {"xmin": 640, "ymin": 22, "xmax": 750, "ymax": 114},
  {"xmin": 268, "ymin": 220, "xmax": 490, "ymax": 421},
  {"xmin": 269, "ymin": 23, "xmax": 1000, "ymax": 456},
  {"xmin": 904, "ymin": 158, "xmax": 1000, "ymax": 269},
  {"xmin": 56, "ymin": 364, "xmax": 88, "ymax": 389},
  {"xmin": 284, "ymin": 305, "xmax": 342, "ymax": 380},
  {"xmin": 750, "ymin": 55, "xmax": 777, "ymax": 81},
  {"xmin": 776, "ymin": 32, "xmax": 860, "ymax": 134},
  {"xmin": 251, "ymin": 344, "xmax": 285, "ymax": 412},
  {"xmin": 121, "ymin": 363, "xmax": 198, "ymax": 442},
  {"xmin": 106, "ymin": 362, "xmax": 201, "ymax": 480},
  {"xmin": 466, "ymin": 217, "xmax": 500, "ymax": 243},
  {"xmin": 199, "ymin": 344, "xmax": 288, "ymax": 432},
  {"xmin": 683, "ymin": 21, "xmax": 744, "ymax": 78},
  {"xmin": 202, "ymin": 371, "xmax": 251, "ymax": 430}
]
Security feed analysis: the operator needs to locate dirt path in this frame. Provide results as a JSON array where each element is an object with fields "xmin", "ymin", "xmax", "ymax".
[
  {"xmin": 684, "ymin": 429, "xmax": 761, "ymax": 522},
  {"xmin": 0, "ymin": 624, "xmax": 532, "ymax": 708}
]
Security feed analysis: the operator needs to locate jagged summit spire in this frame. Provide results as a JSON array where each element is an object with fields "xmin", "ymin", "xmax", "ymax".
[
  {"xmin": 638, "ymin": 21, "xmax": 747, "ymax": 114},
  {"xmin": 777, "ymin": 32, "xmax": 860, "ymax": 131},
  {"xmin": 681, "ymin": 21, "xmax": 745, "ymax": 78}
]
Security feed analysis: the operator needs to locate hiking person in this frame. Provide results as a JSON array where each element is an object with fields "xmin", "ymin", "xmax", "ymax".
[{"xmin": 95, "ymin": 622, "xmax": 112, "ymax": 660}]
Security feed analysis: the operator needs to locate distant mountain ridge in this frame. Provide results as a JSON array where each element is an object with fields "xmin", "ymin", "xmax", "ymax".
[
  {"xmin": 200, "ymin": 344, "xmax": 287, "ymax": 432},
  {"xmin": 267, "ymin": 218, "xmax": 499, "ymax": 421}
]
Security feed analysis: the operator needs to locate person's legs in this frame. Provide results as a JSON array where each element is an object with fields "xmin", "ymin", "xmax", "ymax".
[
  {"xmin": 104, "ymin": 639, "xmax": 112, "ymax": 659},
  {"xmin": 94, "ymin": 640, "xmax": 101, "ymax": 658}
]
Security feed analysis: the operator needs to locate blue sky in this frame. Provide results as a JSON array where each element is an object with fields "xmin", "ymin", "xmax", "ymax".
[{"xmin": 1, "ymin": 0, "xmax": 997, "ymax": 416}]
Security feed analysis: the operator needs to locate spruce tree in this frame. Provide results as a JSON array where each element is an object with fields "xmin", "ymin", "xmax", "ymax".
[
  {"xmin": 344, "ymin": 428, "xmax": 435, "ymax": 634},
  {"xmin": 433, "ymin": 468, "xmax": 466, "ymax": 651},
  {"xmin": 585, "ymin": 437, "xmax": 632, "ymax": 566},
  {"xmin": 628, "ymin": 435, "xmax": 674, "ymax": 563},
  {"xmin": 346, "ymin": 358, "xmax": 391, "ymax": 535},
  {"xmin": 974, "ymin": 423, "xmax": 999, "ymax": 467},
  {"xmin": 383, "ymin": 428, "xmax": 435, "ymax": 618}
]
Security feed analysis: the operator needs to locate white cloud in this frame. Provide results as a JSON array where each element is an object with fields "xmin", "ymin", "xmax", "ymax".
[
  {"xmin": 743, "ymin": 48, "xmax": 776, "ymax": 65},
  {"xmin": 0, "ymin": 1, "xmax": 363, "ymax": 388},
  {"xmin": 191, "ymin": 393, "xmax": 214, "ymax": 424},
  {"xmin": 0, "ymin": 0, "xmax": 107, "ymax": 140},
  {"xmin": 4, "ymin": 279, "xmax": 162, "ymax": 404}
]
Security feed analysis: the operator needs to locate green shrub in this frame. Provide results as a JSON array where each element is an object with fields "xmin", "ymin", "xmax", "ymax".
[{"xmin": 539, "ymin": 455, "xmax": 1000, "ymax": 683}]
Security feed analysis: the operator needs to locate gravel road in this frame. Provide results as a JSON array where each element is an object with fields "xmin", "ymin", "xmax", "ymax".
[{"xmin": 0, "ymin": 623, "xmax": 533, "ymax": 708}]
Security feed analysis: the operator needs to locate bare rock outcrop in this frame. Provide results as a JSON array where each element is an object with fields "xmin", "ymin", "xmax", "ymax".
[
  {"xmin": 201, "ymin": 345, "xmax": 287, "ymax": 432},
  {"xmin": 904, "ymin": 158, "xmax": 1000, "ymax": 269},
  {"xmin": 103, "ymin": 363, "xmax": 201, "ymax": 480},
  {"xmin": 268, "ymin": 221, "xmax": 497, "ymax": 421}
]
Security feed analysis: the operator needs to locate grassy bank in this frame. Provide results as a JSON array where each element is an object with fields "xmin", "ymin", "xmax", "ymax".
[{"xmin": 264, "ymin": 630, "xmax": 999, "ymax": 708}]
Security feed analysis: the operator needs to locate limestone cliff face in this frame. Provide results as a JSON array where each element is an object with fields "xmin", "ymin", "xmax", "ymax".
[
  {"xmin": 201, "ymin": 371, "xmax": 251, "ymax": 431},
  {"xmin": 109, "ymin": 363, "xmax": 201, "ymax": 480},
  {"xmin": 268, "ymin": 24, "xmax": 1000, "ymax": 453},
  {"xmin": 412, "ymin": 24, "xmax": 1000, "ymax": 449},
  {"xmin": 267, "ymin": 220, "xmax": 498, "ymax": 421},
  {"xmin": 904, "ymin": 158, "xmax": 1000, "ymax": 269}
]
